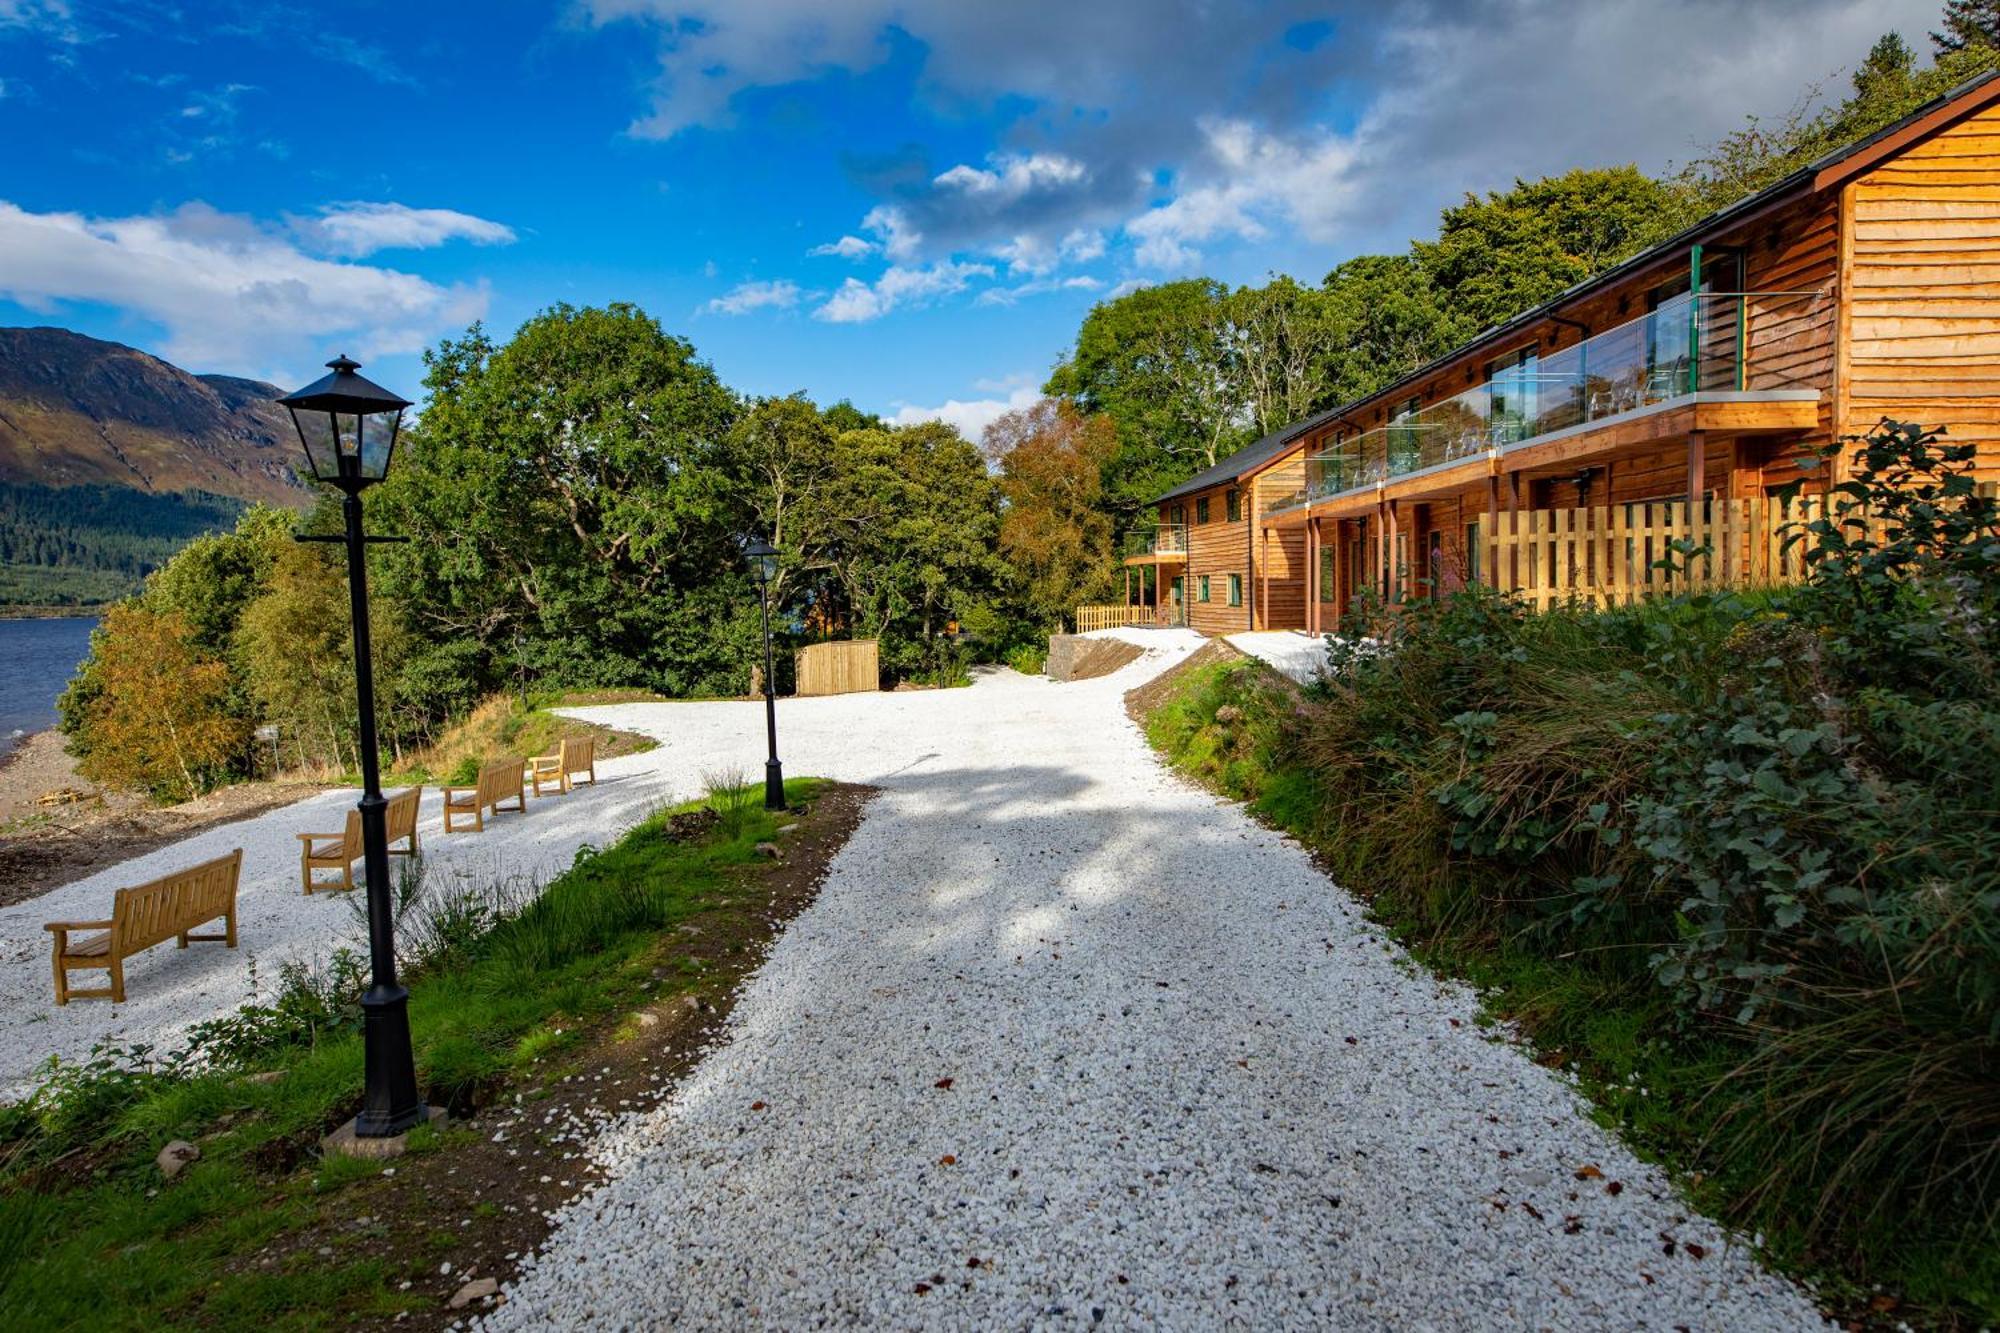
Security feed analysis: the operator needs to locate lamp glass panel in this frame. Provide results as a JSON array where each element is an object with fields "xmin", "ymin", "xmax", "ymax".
[
  {"xmin": 291, "ymin": 407, "xmax": 338, "ymax": 481},
  {"xmin": 358, "ymin": 410, "xmax": 399, "ymax": 480}
]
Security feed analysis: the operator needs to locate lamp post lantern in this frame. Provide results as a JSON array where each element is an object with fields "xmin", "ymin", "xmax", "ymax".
[
  {"xmin": 278, "ymin": 355, "xmax": 426, "ymax": 1140},
  {"xmin": 743, "ymin": 537, "xmax": 785, "ymax": 810}
]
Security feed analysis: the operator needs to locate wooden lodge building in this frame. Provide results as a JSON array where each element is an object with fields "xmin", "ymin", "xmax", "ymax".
[{"xmin": 1116, "ymin": 72, "xmax": 2000, "ymax": 634}]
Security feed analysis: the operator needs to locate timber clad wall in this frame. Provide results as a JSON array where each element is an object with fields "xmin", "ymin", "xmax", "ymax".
[
  {"xmin": 1844, "ymin": 102, "xmax": 2000, "ymax": 482},
  {"xmin": 1250, "ymin": 457, "xmax": 1309, "ymax": 630},
  {"xmin": 1175, "ymin": 483, "xmax": 1251, "ymax": 635}
]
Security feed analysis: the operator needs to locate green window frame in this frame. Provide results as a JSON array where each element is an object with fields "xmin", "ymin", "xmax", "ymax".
[
  {"xmin": 1227, "ymin": 573, "xmax": 1243, "ymax": 607},
  {"xmin": 1226, "ymin": 488, "xmax": 1241, "ymax": 522},
  {"xmin": 1198, "ymin": 575, "xmax": 1211, "ymax": 602},
  {"xmin": 1196, "ymin": 496, "xmax": 1211, "ymax": 524}
]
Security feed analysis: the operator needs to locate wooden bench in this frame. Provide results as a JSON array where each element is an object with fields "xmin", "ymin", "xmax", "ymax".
[
  {"xmin": 45, "ymin": 849, "xmax": 243, "ymax": 1005},
  {"xmin": 527, "ymin": 737, "xmax": 597, "ymax": 796},
  {"xmin": 296, "ymin": 786, "xmax": 423, "ymax": 893},
  {"xmin": 443, "ymin": 758, "xmax": 526, "ymax": 833}
]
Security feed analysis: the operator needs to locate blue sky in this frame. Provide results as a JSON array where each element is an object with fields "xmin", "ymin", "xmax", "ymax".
[{"xmin": 0, "ymin": 0, "xmax": 1940, "ymax": 438}]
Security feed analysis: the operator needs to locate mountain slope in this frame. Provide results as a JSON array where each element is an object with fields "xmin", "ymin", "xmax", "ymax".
[{"xmin": 0, "ymin": 327, "xmax": 310, "ymax": 506}]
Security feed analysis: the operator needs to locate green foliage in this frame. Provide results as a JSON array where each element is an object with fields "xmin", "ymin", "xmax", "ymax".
[
  {"xmin": 374, "ymin": 305, "xmax": 748, "ymax": 701},
  {"xmin": 1413, "ymin": 167, "xmax": 1685, "ymax": 334},
  {"xmin": 1141, "ymin": 421, "xmax": 2000, "ymax": 1322}
]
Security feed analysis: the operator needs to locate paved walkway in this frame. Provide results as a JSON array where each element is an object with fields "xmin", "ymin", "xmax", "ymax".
[{"xmin": 488, "ymin": 649, "xmax": 1823, "ymax": 1329}]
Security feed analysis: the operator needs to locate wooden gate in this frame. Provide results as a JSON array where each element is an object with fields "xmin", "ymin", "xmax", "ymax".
[{"xmin": 795, "ymin": 639, "xmax": 880, "ymax": 696}]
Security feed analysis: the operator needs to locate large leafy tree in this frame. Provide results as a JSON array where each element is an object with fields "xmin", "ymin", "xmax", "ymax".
[
  {"xmin": 1413, "ymin": 167, "xmax": 1683, "ymax": 332},
  {"xmin": 1045, "ymin": 278, "xmax": 1248, "ymax": 514},
  {"xmin": 983, "ymin": 399, "xmax": 1119, "ymax": 630},
  {"xmin": 1934, "ymin": 0, "xmax": 2000, "ymax": 51},
  {"xmin": 376, "ymin": 304, "xmax": 751, "ymax": 699},
  {"xmin": 1319, "ymin": 255, "xmax": 1471, "ymax": 407}
]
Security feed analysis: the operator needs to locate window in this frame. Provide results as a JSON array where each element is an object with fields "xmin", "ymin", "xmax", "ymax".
[
  {"xmin": 1226, "ymin": 488, "xmax": 1241, "ymax": 522},
  {"xmin": 1465, "ymin": 521, "xmax": 1482, "ymax": 583},
  {"xmin": 1169, "ymin": 503, "xmax": 1186, "ymax": 528},
  {"xmin": 1196, "ymin": 496, "xmax": 1211, "ymax": 524},
  {"xmin": 1319, "ymin": 546, "xmax": 1337, "ymax": 602},
  {"xmin": 1227, "ymin": 573, "xmax": 1243, "ymax": 607},
  {"xmin": 1198, "ymin": 575, "xmax": 1211, "ymax": 602}
]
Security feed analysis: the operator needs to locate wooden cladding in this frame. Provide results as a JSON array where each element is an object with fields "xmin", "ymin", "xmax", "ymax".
[{"xmin": 1845, "ymin": 102, "xmax": 2000, "ymax": 480}]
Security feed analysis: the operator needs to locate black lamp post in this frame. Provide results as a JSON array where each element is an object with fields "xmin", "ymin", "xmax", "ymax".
[
  {"xmin": 743, "ymin": 537, "xmax": 785, "ymax": 810},
  {"xmin": 278, "ymin": 355, "xmax": 426, "ymax": 1139}
]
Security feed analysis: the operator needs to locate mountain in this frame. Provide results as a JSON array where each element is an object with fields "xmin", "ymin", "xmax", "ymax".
[{"xmin": 0, "ymin": 326, "xmax": 310, "ymax": 507}]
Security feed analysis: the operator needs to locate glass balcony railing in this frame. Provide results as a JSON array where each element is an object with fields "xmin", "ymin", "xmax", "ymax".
[
  {"xmin": 1275, "ymin": 290, "xmax": 1826, "ymax": 510},
  {"xmin": 1123, "ymin": 523, "xmax": 1189, "ymax": 559}
]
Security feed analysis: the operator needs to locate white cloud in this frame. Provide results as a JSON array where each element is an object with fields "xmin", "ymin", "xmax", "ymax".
[
  {"xmin": 0, "ymin": 199, "xmax": 490, "ymax": 372},
  {"xmin": 934, "ymin": 151, "xmax": 1087, "ymax": 201},
  {"xmin": 808, "ymin": 234, "xmax": 876, "ymax": 260},
  {"xmin": 310, "ymin": 202, "xmax": 517, "ymax": 258},
  {"xmin": 887, "ymin": 376, "xmax": 1041, "ymax": 442},
  {"xmin": 861, "ymin": 205, "xmax": 921, "ymax": 262},
  {"xmin": 703, "ymin": 278, "xmax": 801, "ymax": 315},
  {"xmin": 813, "ymin": 260, "xmax": 992, "ymax": 323},
  {"xmin": 975, "ymin": 274, "xmax": 1102, "ymax": 307},
  {"xmin": 993, "ymin": 227, "xmax": 1105, "ymax": 276},
  {"xmin": 0, "ymin": 0, "xmax": 72, "ymax": 37},
  {"xmin": 1126, "ymin": 118, "xmax": 1357, "ymax": 270}
]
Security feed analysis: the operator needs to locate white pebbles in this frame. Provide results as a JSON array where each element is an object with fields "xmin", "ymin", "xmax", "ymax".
[{"xmin": 485, "ymin": 643, "xmax": 1826, "ymax": 1331}]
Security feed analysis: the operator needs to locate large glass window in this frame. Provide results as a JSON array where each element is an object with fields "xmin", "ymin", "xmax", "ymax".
[
  {"xmin": 1196, "ymin": 496, "xmax": 1211, "ymax": 524},
  {"xmin": 1198, "ymin": 575, "xmax": 1211, "ymax": 603},
  {"xmin": 1226, "ymin": 488, "xmax": 1241, "ymax": 522}
]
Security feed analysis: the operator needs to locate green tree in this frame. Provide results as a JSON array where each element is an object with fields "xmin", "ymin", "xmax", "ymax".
[
  {"xmin": 1933, "ymin": 0, "xmax": 2000, "ymax": 52},
  {"xmin": 1225, "ymin": 276, "xmax": 1343, "ymax": 438},
  {"xmin": 1319, "ymin": 254, "xmax": 1471, "ymax": 406},
  {"xmin": 374, "ymin": 304, "xmax": 750, "ymax": 701},
  {"xmin": 1046, "ymin": 278, "xmax": 1249, "ymax": 513},
  {"xmin": 1413, "ymin": 167, "xmax": 1683, "ymax": 332}
]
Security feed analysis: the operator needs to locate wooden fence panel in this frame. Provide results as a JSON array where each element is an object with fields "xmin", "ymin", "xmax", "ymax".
[
  {"xmin": 795, "ymin": 640, "xmax": 880, "ymax": 696},
  {"xmin": 1482, "ymin": 497, "xmax": 1843, "ymax": 609},
  {"xmin": 1073, "ymin": 604, "xmax": 1153, "ymax": 633}
]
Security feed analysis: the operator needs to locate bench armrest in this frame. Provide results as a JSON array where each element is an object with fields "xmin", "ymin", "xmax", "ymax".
[
  {"xmin": 295, "ymin": 831, "xmax": 342, "ymax": 842},
  {"xmin": 44, "ymin": 919, "xmax": 113, "ymax": 933}
]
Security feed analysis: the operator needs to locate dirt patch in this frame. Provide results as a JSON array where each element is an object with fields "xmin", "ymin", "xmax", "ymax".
[
  {"xmin": 1047, "ymin": 634, "xmax": 1145, "ymax": 682},
  {"xmin": 1123, "ymin": 637, "xmax": 1245, "ymax": 726},
  {"xmin": 211, "ymin": 782, "xmax": 875, "ymax": 1330},
  {"xmin": 0, "ymin": 732, "xmax": 329, "ymax": 908}
]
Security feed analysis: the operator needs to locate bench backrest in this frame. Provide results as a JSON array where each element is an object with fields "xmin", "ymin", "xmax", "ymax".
[
  {"xmin": 112, "ymin": 849, "xmax": 243, "ymax": 954},
  {"xmin": 560, "ymin": 737, "xmax": 594, "ymax": 772},
  {"xmin": 479, "ymin": 758, "xmax": 523, "ymax": 807},
  {"xmin": 385, "ymin": 786, "xmax": 422, "ymax": 840}
]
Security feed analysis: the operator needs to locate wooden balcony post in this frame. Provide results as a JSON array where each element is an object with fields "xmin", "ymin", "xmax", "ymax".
[{"xmin": 1687, "ymin": 429, "xmax": 1708, "ymax": 501}]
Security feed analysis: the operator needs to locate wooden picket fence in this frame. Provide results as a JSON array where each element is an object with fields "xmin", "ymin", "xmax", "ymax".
[
  {"xmin": 1486, "ymin": 497, "xmax": 1837, "ymax": 610},
  {"xmin": 1073, "ymin": 604, "xmax": 1154, "ymax": 633},
  {"xmin": 795, "ymin": 639, "xmax": 880, "ymax": 696}
]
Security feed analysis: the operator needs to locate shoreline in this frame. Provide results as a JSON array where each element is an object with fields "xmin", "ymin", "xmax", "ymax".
[{"xmin": 0, "ymin": 606, "xmax": 106, "ymax": 621}]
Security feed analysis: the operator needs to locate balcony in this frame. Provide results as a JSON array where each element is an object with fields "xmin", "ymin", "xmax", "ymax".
[
  {"xmin": 1265, "ymin": 290, "xmax": 1828, "ymax": 516},
  {"xmin": 1122, "ymin": 523, "xmax": 1189, "ymax": 563}
]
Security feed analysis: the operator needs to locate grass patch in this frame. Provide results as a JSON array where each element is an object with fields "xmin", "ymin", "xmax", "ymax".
[
  {"xmin": 385, "ymin": 691, "xmax": 656, "ymax": 786},
  {"xmin": 0, "ymin": 777, "xmax": 835, "ymax": 1329}
]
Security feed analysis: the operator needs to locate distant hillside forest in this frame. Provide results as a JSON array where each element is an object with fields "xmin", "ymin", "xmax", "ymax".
[{"xmin": 0, "ymin": 483, "xmax": 246, "ymax": 609}]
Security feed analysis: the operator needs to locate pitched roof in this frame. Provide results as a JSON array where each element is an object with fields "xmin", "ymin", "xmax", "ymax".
[
  {"xmin": 1152, "ymin": 405, "xmax": 1343, "ymax": 504},
  {"xmin": 1147, "ymin": 68, "xmax": 2000, "ymax": 506}
]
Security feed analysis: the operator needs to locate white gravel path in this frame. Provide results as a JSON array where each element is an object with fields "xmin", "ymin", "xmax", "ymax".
[
  {"xmin": 0, "ymin": 647, "xmax": 1211, "ymax": 1094},
  {"xmin": 483, "ymin": 645, "xmax": 1827, "ymax": 1330}
]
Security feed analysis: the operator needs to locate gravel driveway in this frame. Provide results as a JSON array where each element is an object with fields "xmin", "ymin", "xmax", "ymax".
[{"xmin": 488, "ymin": 643, "xmax": 1826, "ymax": 1330}]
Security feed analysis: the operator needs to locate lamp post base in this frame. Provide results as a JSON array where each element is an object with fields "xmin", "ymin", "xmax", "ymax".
[
  {"xmin": 322, "ymin": 1107, "xmax": 443, "ymax": 1161},
  {"xmin": 356, "ymin": 982, "xmax": 427, "ymax": 1138},
  {"xmin": 764, "ymin": 758, "xmax": 786, "ymax": 811}
]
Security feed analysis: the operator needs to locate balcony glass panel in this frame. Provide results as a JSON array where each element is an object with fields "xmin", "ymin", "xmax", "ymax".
[
  {"xmin": 1281, "ymin": 291, "xmax": 1824, "ymax": 509},
  {"xmin": 1122, "ymin": 523, "xmax": 1189, "ymax": 558}
]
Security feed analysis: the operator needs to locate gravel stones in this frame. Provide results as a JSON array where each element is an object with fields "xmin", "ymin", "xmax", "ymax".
[{"xmin": 485, "ymin": 642, "xmax": 1826, "ymax": 1331}]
